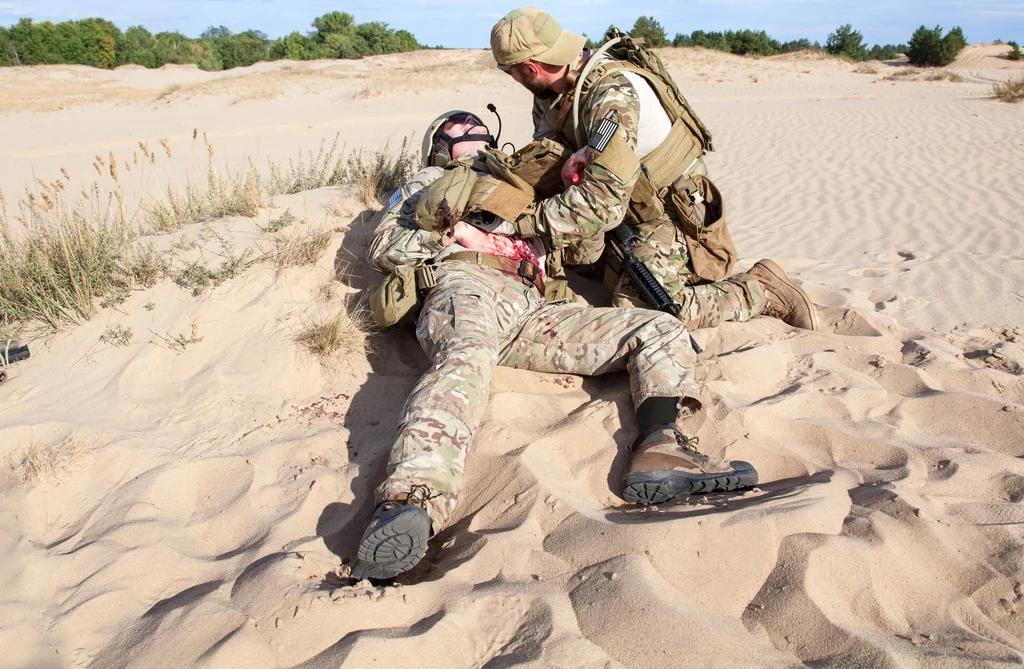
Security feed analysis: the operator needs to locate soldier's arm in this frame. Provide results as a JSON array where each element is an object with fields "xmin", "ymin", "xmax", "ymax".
[
  {"xmin": 366, "ymin": 167, "xmax": 445, "ymax": 274},
  {"xmin": 514, "ymin": 71, "xmax": 641, "ymax": 250}
]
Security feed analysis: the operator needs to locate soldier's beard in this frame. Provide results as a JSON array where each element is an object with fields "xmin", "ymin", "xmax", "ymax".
[{"xmin": 520, "ymin": 73, "xmax": 557, "ymax": 100}]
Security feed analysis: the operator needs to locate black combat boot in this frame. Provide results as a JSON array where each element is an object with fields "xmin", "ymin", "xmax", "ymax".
[
  {"xmin": 622, "ymin": 424, "xmax": 758, "ymax": 505},
  {"xmin": 350, "ymin": 503, "xmax": 432, "ymax": 580}
]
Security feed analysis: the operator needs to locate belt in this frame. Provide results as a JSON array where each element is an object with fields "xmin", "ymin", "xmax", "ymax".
[{"xmin": 441, "ymin": 251, "xmax": 545, "ymax": 295}]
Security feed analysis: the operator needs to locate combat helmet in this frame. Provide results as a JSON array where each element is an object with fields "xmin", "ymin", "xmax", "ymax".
[{"xmin": 421, "ymin": 110, "xmax": 495, "ymax": 167}]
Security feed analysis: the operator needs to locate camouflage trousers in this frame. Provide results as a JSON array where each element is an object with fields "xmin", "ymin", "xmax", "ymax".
[
  {"xmin": 613, "ymin": 212, "xmax": 767, "ymax": 331},
  {"xmin": 375, "ymin": 262, "xmax": 701, "ymax": 531}
]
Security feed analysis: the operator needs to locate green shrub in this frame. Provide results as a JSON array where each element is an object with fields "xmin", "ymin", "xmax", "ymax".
[
  {"xmin": 1008, "ymin": 41, "xmax": 1022, "ymax": 61},
  {"xmin": 907, "ymin": 25, "xmax": 966, "ymax": 67},
  {"xmin": 630, "ymin": 16, "xmax": 668, "ymax": 47},
  {"xmin": 826, "ymin": 24, "xmax": 867, "ymax": 61}
]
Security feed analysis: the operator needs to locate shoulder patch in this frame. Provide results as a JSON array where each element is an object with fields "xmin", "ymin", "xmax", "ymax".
[
  {"xmin": 387, "ymin": 188, "xmax": 403, "ymax": 209},
  {"xmin": 588, "ymin": 118, "xmax": 619, "ymax": 153}
]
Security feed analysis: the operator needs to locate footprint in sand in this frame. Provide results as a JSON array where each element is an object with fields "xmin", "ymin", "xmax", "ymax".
[
  {"xmin": 848, "ymin": 267, "xmax": 911, "ymax": 278},
  {"xmin": 868, "ymin": 290, "xmax": 898, "ymax": 311},
  {"xmin": 873, "ymin": 250, "xmax": 930, "ymax": 263}
]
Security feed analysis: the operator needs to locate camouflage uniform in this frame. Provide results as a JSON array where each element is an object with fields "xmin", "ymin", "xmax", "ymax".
[
  {"xmin": 514, "ymin": 55, "xmax": 767, "ymax": 331},
  {"xmin": 368, "ymin": 167, "xmax": 700, "ymax": 530}
]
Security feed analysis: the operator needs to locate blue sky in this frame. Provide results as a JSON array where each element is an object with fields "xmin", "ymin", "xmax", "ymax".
[{"xmin": 3, "ymin": 1, "xmax": 1022, "ymax": 48}]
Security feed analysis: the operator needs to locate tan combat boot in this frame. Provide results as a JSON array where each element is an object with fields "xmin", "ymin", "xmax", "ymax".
[
  {"xmin": 748, "ymin": 259, "xmax": 819, "ymax": 331},
  {"xmin": 622, "ymin": 425, "xmax": 758, "ymax": 505}
]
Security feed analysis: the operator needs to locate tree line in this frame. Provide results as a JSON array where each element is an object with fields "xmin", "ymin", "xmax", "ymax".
[
  {"xmin": 1, "ymin": 11, "xmax": 986, "ymax": 72},
  {"xmin": 0, "ymin": 11, "xmax": 421, "ymax": 70},
  {"xmin": 620, "ymin": 17, "xmax": 974, "ymax": 66}
]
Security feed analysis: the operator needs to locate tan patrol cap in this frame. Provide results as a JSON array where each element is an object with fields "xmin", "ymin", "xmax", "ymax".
[{"xmin": 490, "ymin": 7, "xmax": 587, "ymax": 68}]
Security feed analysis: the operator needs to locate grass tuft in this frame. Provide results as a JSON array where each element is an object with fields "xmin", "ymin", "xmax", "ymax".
[
  {"xmin": 343, "ymin": 136, "xmax": 419, "ymax": 208},
  {"xmin": 268, "ymin": 227, "xmax": 334, "ymax": 272},
  {"xmin": 6, "ymin": 437, "xmax": 93, "ymax": 484},
  {"xmin": 993, "ymin": 77, "xmax": 1024, "ymax": 103},
  {"xmin": 925, "ymin": 70, "xmax": 964, "ymax": 82},
  {"xmin": 296, "ymin": 303, "xmax": 370, "ymax": 363},
  {"xmin": 100, "ymin": 324, "xmax": 133, "ymax": 346}
]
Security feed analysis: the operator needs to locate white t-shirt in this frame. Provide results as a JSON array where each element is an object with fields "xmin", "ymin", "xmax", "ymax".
[{"xmin": 621, "ymin": 70, "xmax": 672, "ymax": 158}]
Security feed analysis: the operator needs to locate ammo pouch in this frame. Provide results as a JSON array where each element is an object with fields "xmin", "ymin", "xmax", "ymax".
[
  {"xmin": 668, "ymin": 174, "xmax": 737, "ymax": 282},
  {"xmin": 369, "ymin": 264, "xmax": 435, "ymax": 328},
  {"xmin": 414, "ymin": 163, "xmax": 535, "ymax": 232},
  {"xmin": 506, "ymin": 139, "xmax": 573, "ymax": 199}
]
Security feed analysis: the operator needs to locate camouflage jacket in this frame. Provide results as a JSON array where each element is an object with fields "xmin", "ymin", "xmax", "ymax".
[
  {"xmin": 366, "ymin": 167, "xmax": 446, "ymax": 274},
  {"xmin": 513, "ymin": 54, "xmax": 642, "ymax": 253}
]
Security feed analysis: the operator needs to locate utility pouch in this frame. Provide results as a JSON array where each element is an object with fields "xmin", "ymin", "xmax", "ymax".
[
  {"xmin": 668, "ymin": 174, "xmax": 737, "ymax": 281},
  {"xmin": 370, "ymin": 264, "xmax": 420, "ymax": 328},
  {"xmin": 627, "ymin": 171, "xmax": 664, "ymax": 223},
  {"xmin": 508, "ymin": 139, "xmax": 573, "ymax": 199},
  {"xmin": 543, "ymin": 278, "xmax": 576, "ymax": 303}
]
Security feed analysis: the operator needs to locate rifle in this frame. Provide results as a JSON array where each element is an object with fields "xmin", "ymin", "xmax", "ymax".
[
  {"xmin": 606, "ymin": 226, "xmax": 703, "ymax": 354},
  {"xmin": 1, "ymin": 343, "xmax": 30, "ymax": 365}
]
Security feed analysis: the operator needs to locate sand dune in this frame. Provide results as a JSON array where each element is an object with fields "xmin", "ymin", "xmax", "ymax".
[{"xmin": 1, "ymin": 45, "xmax": 1023, "ymax": 667}]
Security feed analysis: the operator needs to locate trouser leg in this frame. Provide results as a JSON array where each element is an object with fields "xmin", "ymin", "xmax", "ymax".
[
  {"xmin": 674, "ymin": 272, "xmax": 766, "ymax": 330},
  {"xmin": 374, "ymin": 270, "xmax": 522, "ymax": 530},
  {"xmin": 499, "ymin": 302, "xmax": 701, "ymax": 412}
]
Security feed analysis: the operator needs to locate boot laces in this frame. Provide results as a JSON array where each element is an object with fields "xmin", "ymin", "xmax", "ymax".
[
  {"xmin": 406, "ymin": 484, "xmax": 440, "ymax": 509},
  {"xmin": 675, "ymin": 433, "xmax": 708, "ymax": 463},
  {"xmin": 675, "ymin": 433, "xmax": 700, "ymax": 452}
]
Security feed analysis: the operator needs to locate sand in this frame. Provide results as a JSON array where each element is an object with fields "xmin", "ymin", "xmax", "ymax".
[{"xmin": 1, "ymin": 44, "xmax": 1023, "ymax": 668}]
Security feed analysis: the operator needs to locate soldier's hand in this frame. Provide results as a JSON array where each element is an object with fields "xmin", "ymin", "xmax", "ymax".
[{"xmin": 561, "ymin": 147, "xmax": 588, "ymax": 188}]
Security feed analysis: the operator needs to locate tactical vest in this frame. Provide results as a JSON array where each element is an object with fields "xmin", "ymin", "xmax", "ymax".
[
  {"xmin": 557, "ymin": 34, "xmax": 738, "ymax": 281},
  {"xmin": 557, "ymin": 36, "xmax": 710, "ymax": 207}
]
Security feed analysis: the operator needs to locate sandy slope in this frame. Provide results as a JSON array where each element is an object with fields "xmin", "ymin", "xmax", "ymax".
[{"xmin": 1, "ymin": 45, "xmax": 1023, "ymax": 668}]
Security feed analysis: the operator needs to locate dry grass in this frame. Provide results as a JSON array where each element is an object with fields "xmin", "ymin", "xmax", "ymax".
[
  {"xmin": 343, "ymin": 136, "xmax": 418, "ymax": 208},
  {"xmin": 154, "ymin": 331, "xmax": 204, "ymax": 353},
  {"xmin": 925, "ymin": 71, "xmax": 964, "ymax": 82},
  {"xmin": 314, "ymin": 278, "xmax": 339, "ymax": 303},
  {"xmin": 0, "ymin": 68, "xmax": 152, "ymax": 113},
  {"xmin": 268, "ymin": 134, "xmax": 417, "ymax": 208},
  {"xmin": 855, "ymin": 64, "xmax": 879, "ymax": 75},
  {"xmin": 1, "ymin": 179, "xmax": 134, "ymax": 333},
  {"xmin": 6, "ymin": 436, "xmax": 93, "ymax": 484},
  {"xmin": 124, "ymin": 242, "xmax": 171, "ymax": 288},
  {"xmin": 145, "ymin": 161, "xmax": 266, "ymax": 232},
  {"xmin": 268, "ymin": 226, "xmax": 333, "ymax": 272},
  {"xmin": 993, "ymin": 77, "xmax": 1024, "ymax": 102},
  {"xmin": 296, "ymin": 303, "xmax": 370, "ymax": 363},
  {"xmin": 172, "ymin": 248, "xmax": 255, "ymax": 295},
  {"xmin": 100, "ymin": 324, "xmax": 134, "ymax": 346},
  {"xmin": 1, "ymin": 132, "xmax": 410, "ymax": 336},
  {"xmin": 884, "ymin": 68, "xmax": 919, "ymax": 81},
  {"xmin": 268, "ymin": 136, "xmax": 347, "ymax": 196}
]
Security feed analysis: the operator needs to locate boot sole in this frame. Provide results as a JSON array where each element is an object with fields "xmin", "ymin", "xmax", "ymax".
[
  {"xmin": 622, "ymin": 461, "xmax": 758, "ymax": 505},
  {"xmin": 351, "ymin": 507, "xmax": 430, "ymax": 580},
  {"xmin": 756, "ymin": 259, "xmax": 819, "ymax": 332}
]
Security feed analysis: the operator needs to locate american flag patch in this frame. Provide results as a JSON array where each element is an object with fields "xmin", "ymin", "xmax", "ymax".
[
  {"xmin": 588, "ymin": 118, "xmax": 618, "ymax": 152},
  {"xmin": 387, "ymin": 188, "xmax": 403, "ymax": 209}
]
